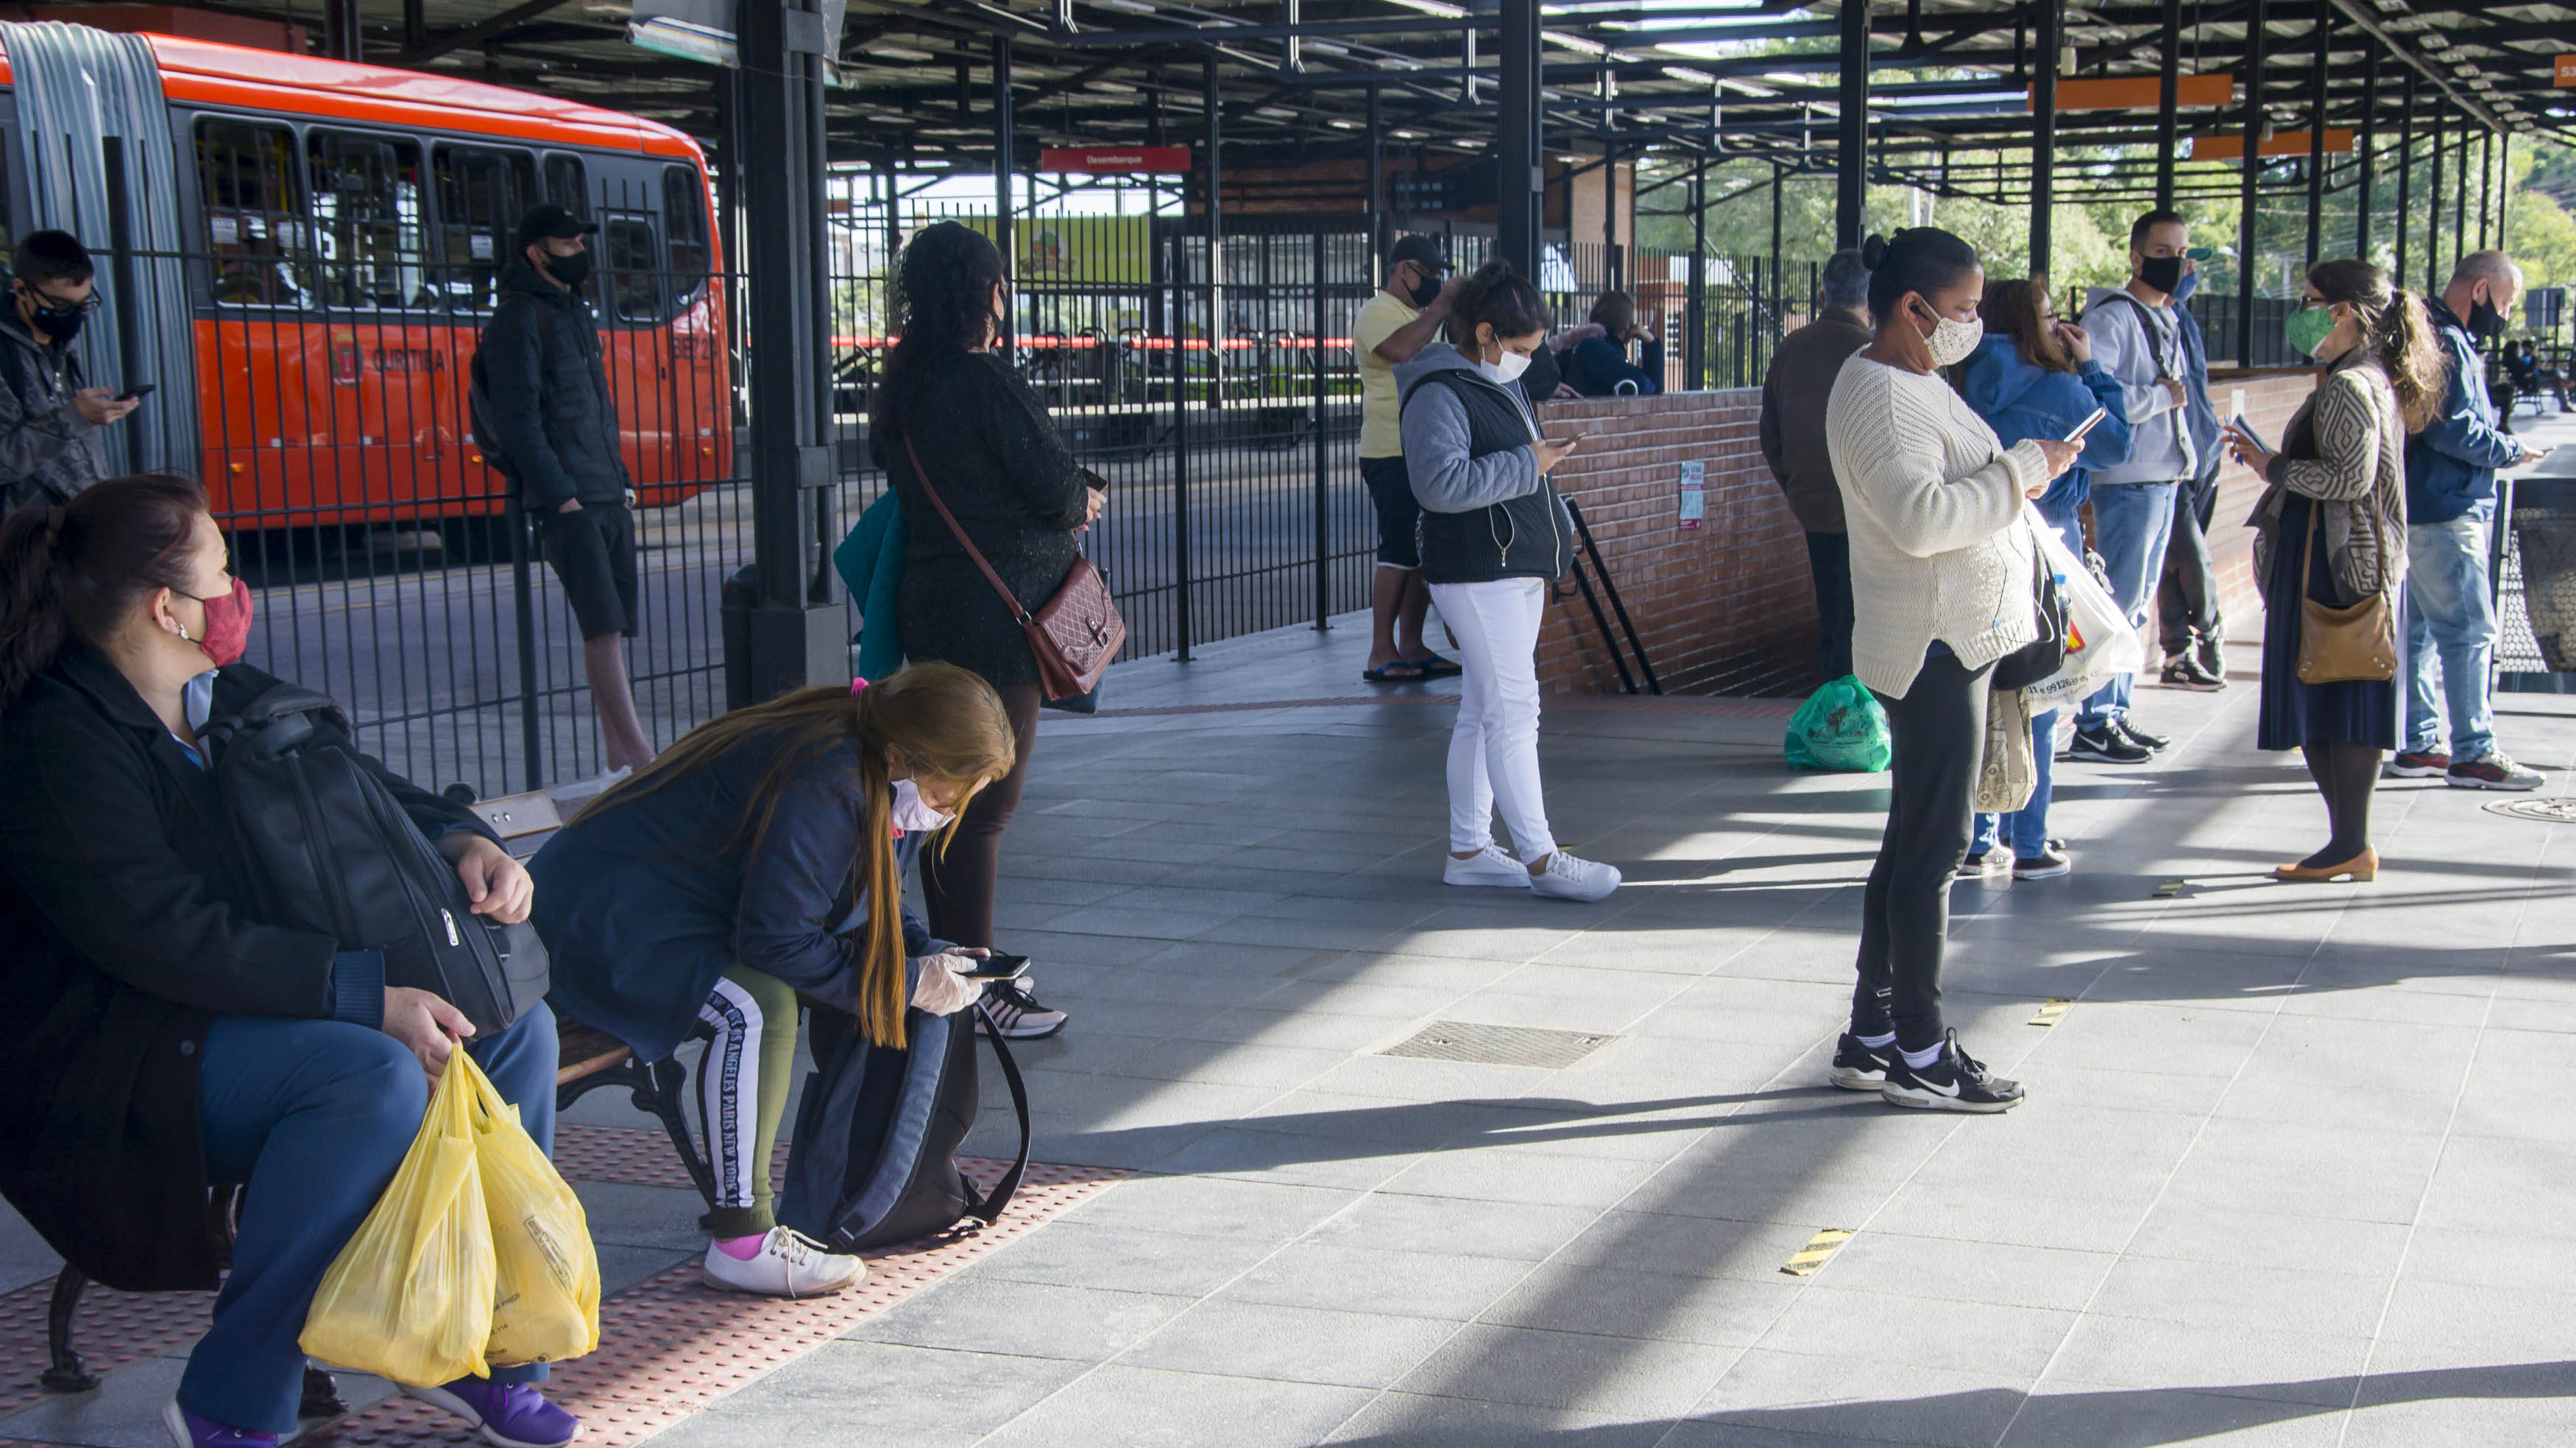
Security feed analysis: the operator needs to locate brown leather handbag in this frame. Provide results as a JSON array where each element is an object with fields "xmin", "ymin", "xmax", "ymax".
[
  {"xmin": 904, "ymin": 436, "xmax": 1125, "ymax": 699},
  {"xmin": 2294, "ymin": 503, "xmax": 2397, "ymax": 685}
]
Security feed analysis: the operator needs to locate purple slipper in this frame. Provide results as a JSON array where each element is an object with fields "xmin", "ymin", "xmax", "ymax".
[
  {"xmin": 162, "ymin": 1401, "xmax": 279, "ymax": 1448},
  {"xmin": 400, "ymin": 1378, "xmax": 580, "ymax": 1448}
]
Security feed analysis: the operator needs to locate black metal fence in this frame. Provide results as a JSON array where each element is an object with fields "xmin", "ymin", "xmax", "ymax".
[{"xmin": 100, "ymin": 171, "xmax": 1835, "ymax": 798}]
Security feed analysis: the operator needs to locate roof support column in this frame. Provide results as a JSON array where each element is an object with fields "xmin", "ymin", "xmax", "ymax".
[
  {"xmin": 1836, "ymin": 0, "xmax": 1869, "ymax": 250},
  {"xmin": 1366, "ymin": 82, "xmax": 1384, "ymax": 272},
  {"xmin": 1686, "ymin": 152, "xmax": 1707, "ymax": 391},
  {"xmin": 2427, "ymin": 104, "xmax": 2444, "ymax": 290},
  {"xmin": 2498, "ymin": 135, "xmax": 2509, "ymax": 253},
  {"xmin": 2031, "ymin": 0, "xmax": 2058, "ymax": 276},
  {"xmin": 736, "ymin": 0, "xmax": 841, "ymax": 701},
  {"xmin": 2479, "ymin": 128, "xmax": 2492, "ymax": 252},
  {"xmin": 994, "ymin": 35, "xmax": 1014, "ymax": 360},
  {"xmin": 2154, "ymin": 0, "xmax": 2179, "ymax": 211},
  {"xmin": 2451, "ymin": 114, "xmax": 2466, "ymax": 279},
  {"xmin": 1498, "ymin": 0, "xmax": 1543, "ymax": 280},
  {"xmin": 2235, "ymin": 0, "xmax": 2264, "ymax": 366},
  {"xmin": 2394, "ymin": 72, "xmax": 2413, "ymax": 288},
  {"xmin": 2304, "ymin": 7, "xmax": 2327, "ymax": 267},
  {"xmin": 2355, "ymin": 43, "xmax": 2376, "ymax": 262},
  {"xmin": 325, "ymin": 0, "xmax": 362, "ymax": 61}
]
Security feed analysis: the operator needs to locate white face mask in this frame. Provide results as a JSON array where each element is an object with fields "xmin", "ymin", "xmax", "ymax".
[
  {"xmin": 889, "ymin": 777, "xmax": 955, "ymax": 833},
  {"xmin": 1915, "ymin": 303, "xmax": 1985, "ymax": 369},
  {"xmin": 1479, "ymin": 343, "xmax": 1532, "ymax": 384}
]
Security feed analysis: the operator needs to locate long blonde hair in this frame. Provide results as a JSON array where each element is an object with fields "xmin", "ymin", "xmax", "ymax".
[{"xmin": 578, "ymin": 662, "xmax": 1017, "ymax": 1047}]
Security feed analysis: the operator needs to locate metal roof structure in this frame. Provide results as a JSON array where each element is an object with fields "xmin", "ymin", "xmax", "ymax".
[{"xmin": 150, "ymin": 0, "xmax": 2575, "ymax": 183}]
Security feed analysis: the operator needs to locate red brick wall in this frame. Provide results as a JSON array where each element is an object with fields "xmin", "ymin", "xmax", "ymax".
[{"xmin": 1525, "ymin": 367, "xmax": 2323, "ymax": 697}]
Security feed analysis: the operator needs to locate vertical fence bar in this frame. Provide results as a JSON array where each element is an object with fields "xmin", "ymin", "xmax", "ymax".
[
  {"xmin": 1312, "ymin": 227, "xmax": 1329, "ymax": 629},
  {"xmin": 2236, "ymin": 0, "xmax": 2265, "ymax": 367},
  {"xmin": 509, "ymin": 497, "xmax": 541, "ymax": 791}
]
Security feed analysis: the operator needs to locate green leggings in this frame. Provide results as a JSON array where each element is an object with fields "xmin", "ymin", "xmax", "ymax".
[{"xmin": 695, "ymin": 965, "xmax": 799, "ymax": 1238}]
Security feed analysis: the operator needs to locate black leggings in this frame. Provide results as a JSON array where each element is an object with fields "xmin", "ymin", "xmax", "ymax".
[
  {"xmin": 920, "ymin": 682, "xmax": 1043, "ymax": 950},
  {"xmin": 1852, "ymin": 649, "xmax": 1992, "ymax": 1052}
]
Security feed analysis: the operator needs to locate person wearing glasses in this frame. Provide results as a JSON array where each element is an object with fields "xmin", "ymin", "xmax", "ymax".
[{"xmin": 0, "ymin": 231, "xmax": 135, "ymax": 517}]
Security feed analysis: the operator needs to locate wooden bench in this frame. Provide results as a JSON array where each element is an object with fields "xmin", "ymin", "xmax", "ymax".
[{"xmin": 40, "ymin": 789, "xmax": 717, "ymax": 1401}]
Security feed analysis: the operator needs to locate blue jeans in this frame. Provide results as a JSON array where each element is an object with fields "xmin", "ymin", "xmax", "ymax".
[
  {"xmin": 2079, "ymin": 481, "xmax": 2180, "ymax": 730},
  {"xmin": 183, "ymin": 1003, "xmax": 559, "ymax": 1433},
  {"xmin": 1971, "ymin": 710, "xmax": 2059, "ymax": 860},
  {"xmin": 2405, "ymin": 515, "xmax": 2498, "ymax": 760}
]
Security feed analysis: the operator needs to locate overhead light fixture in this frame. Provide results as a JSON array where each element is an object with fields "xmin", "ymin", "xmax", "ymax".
[
  {"xmin": 1303, "ymin": 38, "xmax": 1349, "ymax": 55},
  {"xmin": 1085, "ymin": 79, "xmax": 1137, "ymax": 92},
  {"xmin": 1327, "ymin": 118, "xmax": 1359, "ymax": 128},
  {"xmin": 1389, "ymin": 0, "xmax": 1468, "ymax": 16},
  {"xmin": 1392, "ymin": 127, "xmax": 1423, "ymax": 138},
  {"xmin": 1255, "ymin": 106, "xmax": 1298, "ymax": 119},
  {"xmin": 1093, "ymin": 0, "xmax": 1155, "ymax": 12},
  {"xmin": 872, "ymin": 45, "xmax": 933, "ymax": 60},
  {"xmin": 1660, "ymin": 65, "xmax": 1715, "ymax": 84},
  {"xmin": 2418, "ymin": 31, "xmax": 2448, "ymax": 49}
]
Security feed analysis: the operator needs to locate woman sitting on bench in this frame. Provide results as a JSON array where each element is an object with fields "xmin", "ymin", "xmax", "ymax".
[
  {"xmin": 531, "ymin": 662, "xmax": 1016, "ymax": 1297},
  {"xmin": 0, "ymin": 475, "xmax": 576, "ymax": 1448}
]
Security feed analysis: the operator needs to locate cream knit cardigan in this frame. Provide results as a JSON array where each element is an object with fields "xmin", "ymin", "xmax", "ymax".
[{"xmin": 1825, "ymin": 355, "xmax": 2051, "ymax": 699}]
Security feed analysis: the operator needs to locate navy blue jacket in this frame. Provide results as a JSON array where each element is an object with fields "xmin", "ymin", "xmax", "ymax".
[
  {"xmin": 530, "ymin": 734, "xmax": 942, "ymax": 1062},
  {"xmin": 1953, "ymin": 335, "xmax": 2134, "ymax": 515},
  {"xmin": 2405, "ymin": 297, "xmax": 2524, "ymax": 525},
  {"xmin": 1565, "ymin": 335, "xmax": 1664, "ymax": 397}
]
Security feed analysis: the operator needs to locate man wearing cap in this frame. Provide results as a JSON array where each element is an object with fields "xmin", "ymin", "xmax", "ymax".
[
  {"xmin": 476, "ymin": 202, "xmax": 656, "ymax": 772},
  {"xmin": 1353, "ymin": 234, "xmax": 1462, "ymax": 683}
]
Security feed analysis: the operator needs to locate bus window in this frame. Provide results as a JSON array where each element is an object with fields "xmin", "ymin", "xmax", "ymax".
[
  {"xmin": 601, "ymin": 214, "xmax": 662, "ymax": 323},
  {"xmin": 196, "ymin": 117, "xmax": 309, "ymax": 307},
  {"xmin": 431, "ymin": 143, "xmax": 533, "ymax": 311},
  {"xmin": 308, "ymin": 130, "xmax": 425, "ymax": 309},
  {"xmin": 544, "ymin": 155, "xmax": 587, "ymax": 216},
  {"xmin": 664, "ymin": 164, "xmax": 710, "ymax": 304}
]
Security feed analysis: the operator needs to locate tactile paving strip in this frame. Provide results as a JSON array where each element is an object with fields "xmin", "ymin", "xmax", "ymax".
[
  {"xmin": 1381, "ymin": 1020, "xmax": 1616, "ymax": 1069},
  {"xmin": 2, "ymin": 1125, "xmax": 1119, "ymax": 1447},
  {"xmin": 1052, "ymin": 692, "xmax": 1800, "ymax": 721}
]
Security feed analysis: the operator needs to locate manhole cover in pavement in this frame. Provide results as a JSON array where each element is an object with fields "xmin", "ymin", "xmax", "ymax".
[
  {"xmin": 1380, "ymin": 1020, "xmax": 1615, "ymax": 1068},
  {"xmin": 2482, "ymin": 797, "xmax": 2576, "ymax": 823}
]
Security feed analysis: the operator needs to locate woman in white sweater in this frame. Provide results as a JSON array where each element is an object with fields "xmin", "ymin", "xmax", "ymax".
[{"xmin": 1822, "ymin": 229, "xmax": 2079, "ymax": 1115}]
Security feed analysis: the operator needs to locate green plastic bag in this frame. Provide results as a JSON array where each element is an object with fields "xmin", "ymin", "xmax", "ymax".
[{"xmin": 1785, "ymin": 675, "xmax": 1892, "ymax": 772}]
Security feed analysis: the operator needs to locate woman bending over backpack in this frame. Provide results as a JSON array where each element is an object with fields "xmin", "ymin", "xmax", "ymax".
[
  {"xmin": 0, "ymin": 475, "xmax": 573, "ymax": 1448},
  {"xmin": 531, "ymin": 662, "xmax": 1016, "ymax": 1297}
]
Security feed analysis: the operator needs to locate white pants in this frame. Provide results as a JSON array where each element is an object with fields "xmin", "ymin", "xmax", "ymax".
[{"xmin": 1429, "ymin": 577, "xmax": 1555, "ymax": 863}]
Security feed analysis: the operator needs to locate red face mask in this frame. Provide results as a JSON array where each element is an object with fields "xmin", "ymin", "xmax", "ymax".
[{"xmin": 177, "ymin": 576, "xmax": 253, "ymax": 667}]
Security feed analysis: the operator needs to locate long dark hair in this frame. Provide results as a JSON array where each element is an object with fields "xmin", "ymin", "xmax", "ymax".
[
  {"xmin": 575, "ymin": 662, "xmax": 1017, "ymax": 1048},
  {"xmin": 1977, "ymin": 277, "xmax": 2074, "ymax": 375},
  {"xmin": 872, "ymin": 221, "xmax": 1007, "ymax": 441},
  {"xmin": 2307, "ymin": 258, "xmax": 2449, "ymax": 434},
  {"xmin": 1451, "ymin": 260, "xmax": 1548, "ymax": 348},
  {"xmin": 1861, "ymin": 227, "xmax": 1981, "ymax": 321},
  {"xmin": 0, "ymin": 473, "xmax": 206, "ymax": 710}
]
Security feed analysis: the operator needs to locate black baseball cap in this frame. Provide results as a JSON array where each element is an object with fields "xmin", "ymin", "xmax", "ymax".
[
  {"xmin": 1389, "ymin": 234, "xmax": 1449, "ymax": 275},
  {"xmin": 516, "ymin": 203, "xmax": 598, "ymax": 251}
]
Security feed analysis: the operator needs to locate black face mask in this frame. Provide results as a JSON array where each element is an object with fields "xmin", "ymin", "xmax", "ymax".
[
  {"xmin": 2137, "ymin": 255, "xmax": 2185, "ymax": 297},
  {"xmin": 31, "ymin": 304, "xmax": 83, "ymax": 345},
  {"xmin": 2468, "ymin": 294, "xmax": 2507, "ymax": 341},
  {"xmin": 543, "ymin": 250, "xmax": 594, "ymax": 289},
  {"xmin": 1405, "ymin": 267, "xmax": 1443, "ymax": 309}
]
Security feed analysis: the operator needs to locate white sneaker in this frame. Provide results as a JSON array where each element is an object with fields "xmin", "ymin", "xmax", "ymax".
[
  {"xmin": 1444, "ymin": 844, "xmax": 1534, "ymax": 889},
  {"xmin": 700, "ymin": 1227, "xmax": 864, "ymax": 1298},
  {"xmin": 1529, "ymin": 851, "xmax": 1621, "ymax": 902}
]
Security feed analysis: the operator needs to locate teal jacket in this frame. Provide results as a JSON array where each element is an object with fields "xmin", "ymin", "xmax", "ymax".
[{"xmin": 833, "ymin": 490, "xmax": 907, "ymax": 682}]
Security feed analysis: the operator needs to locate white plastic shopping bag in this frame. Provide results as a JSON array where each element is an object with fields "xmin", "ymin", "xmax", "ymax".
[{"xmin": 2023, "ymin": 504, "xmax": 2142, "ymax": 710}]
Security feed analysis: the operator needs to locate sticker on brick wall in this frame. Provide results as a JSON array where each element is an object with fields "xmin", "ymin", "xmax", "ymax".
[{"xmin": 1679, "ymin": 460, "xmax": 1705, "ymax": 531}]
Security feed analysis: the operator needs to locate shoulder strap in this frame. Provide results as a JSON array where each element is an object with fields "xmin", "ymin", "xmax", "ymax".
[
  {"xmin": 901, "ymin": 433, "xmax": 1033, "ymax": 626},
  {"xmin": 963, "ymin": 1003, "xmax": 1032, "ymax": 1226}
]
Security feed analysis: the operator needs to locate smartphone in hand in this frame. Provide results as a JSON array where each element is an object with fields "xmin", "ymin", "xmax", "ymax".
[
  {"xmin": 2062, "ymin": 406, "xmax": 2106, "ymax": 443},
  {"xmin": 114, "ymin": 384, "xmax": 155, "ymax": 402},
  {"xmin": 1551, "ymin": 431, "xmax": 1590, "ymax": 447},
  {"xmin": 960, "ymin": 952, "xmax": 1030, "ymax": 981}
]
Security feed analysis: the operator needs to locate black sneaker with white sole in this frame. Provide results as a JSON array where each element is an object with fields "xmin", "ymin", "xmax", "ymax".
[
  {"xmin": 2117, "ymin": 719, "xmax": 2170, "ymax": 752},
  {"xmin": 1880, "ymin": 1031, "xmax": 2023, "ymax": 1113},
  {"xmin": 976, "ymin": 978, "xmax": 1068, "ymax": 1039},
  {"xmin": 1827, "ymin": 1032, "xmax": 1896, "ymax": 1089},
  {"xmin": 2065, "ymin": 726, "xmax": 2151, "ymax": 765}
]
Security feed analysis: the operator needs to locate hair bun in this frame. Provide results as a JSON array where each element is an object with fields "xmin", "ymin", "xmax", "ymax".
[{"xmin": 1859, "ymin": 234, "xmax": 1889, "ymax": 269}]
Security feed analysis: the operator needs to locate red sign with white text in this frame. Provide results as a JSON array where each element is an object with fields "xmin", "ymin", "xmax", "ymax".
[{"xmin": 1038, "ymin": 146, "xmax": 1192, "ymax": 174}]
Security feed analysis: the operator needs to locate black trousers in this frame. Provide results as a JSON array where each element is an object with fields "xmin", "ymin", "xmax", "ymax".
[
  {"xmin": 919, "ymin": 682, "xmax": 1044, "ymax": 950},
  {"xmin": 1853, "ymin": 649, "xmax": 1991, "ymax": 1051},
  {"xmin": 2156, "ymin": 469, "xmax": 2223, "ymax": 657},
  {"xmin": 1805, "ymin": 530, "xmax": 1855, "ymax": 682}
]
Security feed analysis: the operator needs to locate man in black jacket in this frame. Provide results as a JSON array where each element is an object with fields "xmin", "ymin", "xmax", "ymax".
[
  {"xmin": 0, "ymin": 230, "xmax": 136, "ymax": 515},
  {"xmin": 478, "ymin": 204, "xmax": 654, "ymax": 772}
]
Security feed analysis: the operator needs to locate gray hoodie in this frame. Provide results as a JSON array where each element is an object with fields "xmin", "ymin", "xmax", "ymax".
[
  {"xmin": 0, "ymin": 314, "xmax": 104, "ymax": 514},
  {"xmin": 1394, "ymin": 341, "xmax": 1542, "ymax": 512},
  {"xmin": 1392, "ymin": 341, "xmax": 1572, "ymax": 585},
  {"xmin": 2079, "ymin": 284, "xmax": 2200, "ymax": 487}
]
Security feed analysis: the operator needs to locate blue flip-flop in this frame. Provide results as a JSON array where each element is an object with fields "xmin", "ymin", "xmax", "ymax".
[
  {"xmin": 1363, "ymin": 661, "xmax": 1429, "ymax": 683},
  {"xmin": 1408, "ymin": 654, "xmax": 1463, "ymax": 678}
]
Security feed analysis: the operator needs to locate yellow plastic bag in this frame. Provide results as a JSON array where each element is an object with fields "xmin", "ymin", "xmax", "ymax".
[
  {"xmin": 467, "ymin": 1059, "xmax": 601, "ymax": 1366},
  {"xmin": 299, "ymin": 1053, "xmax": 495, "ymax": 1386}
]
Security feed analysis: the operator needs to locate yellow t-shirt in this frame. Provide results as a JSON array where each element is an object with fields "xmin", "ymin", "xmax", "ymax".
[{"xmin": 1354, "ymin": 289, "xmax": 1422, "ymax": 460}]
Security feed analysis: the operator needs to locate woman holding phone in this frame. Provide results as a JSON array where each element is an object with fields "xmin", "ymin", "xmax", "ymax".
[
  {"xmin": 1824, "ymin": 230, "xmax": 2081, "ymax": 1112},
  {"xmin": 1393, "ymin": 260, "xmax": 1619, "ymax": 903},
  {"xmin": 532, "ymin": 663, "xmax": 1017, "ymax": 1296},
  {"xmin": 1953, "ymin": 275, "xmax": 2135, "ymax": 880},
  {"xmin": 2225, "ymin": 259, "xmax": 2443, "ymax": 881}
]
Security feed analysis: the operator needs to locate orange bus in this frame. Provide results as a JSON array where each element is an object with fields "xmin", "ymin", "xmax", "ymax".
[{"xmin": 0, "ymin": 27, "xmax": 729, "ymax": 535}]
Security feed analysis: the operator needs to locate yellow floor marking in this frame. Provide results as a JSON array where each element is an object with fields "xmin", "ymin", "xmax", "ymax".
[
  {"xmin": 2154, "ymin": 879, "xmax": 2186, "ymax": 897},
  {"xmin": 1780, "ymin": 1229, "xmax": 1854, "ymax": 1277},
  {"xmin": 2030, "ymin": 998, "xmax": 2072, "ymax": 1027}
]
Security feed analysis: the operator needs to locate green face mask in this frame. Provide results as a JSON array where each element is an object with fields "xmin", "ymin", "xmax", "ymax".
[{"xmin": 2285, "ymin": 303, "xmax": 2337, "ymax": 359}]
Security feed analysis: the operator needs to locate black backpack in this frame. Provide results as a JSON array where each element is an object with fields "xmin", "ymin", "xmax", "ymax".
[
  {"xmin": 777, "ymin": 1000, "xmax": 1031, "ymax": 1251},
  {"xmin": 199, "ymin": 683, "xmax": 548, "ymax": 1035},
  {"xmin": 467, "ymin": 297, "xmax": 561, "ymax": 468}
]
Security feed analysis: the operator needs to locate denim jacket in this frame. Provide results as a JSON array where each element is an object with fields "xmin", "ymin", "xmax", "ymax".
[{"xmin": 2405, "ymin": 298, "xmax": 2524, "ymax": 526}]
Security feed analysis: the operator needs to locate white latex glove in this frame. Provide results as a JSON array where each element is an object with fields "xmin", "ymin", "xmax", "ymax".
[{"xmin": 908, "ymin": 953, "xmax": 986, "ymax": 1016}]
